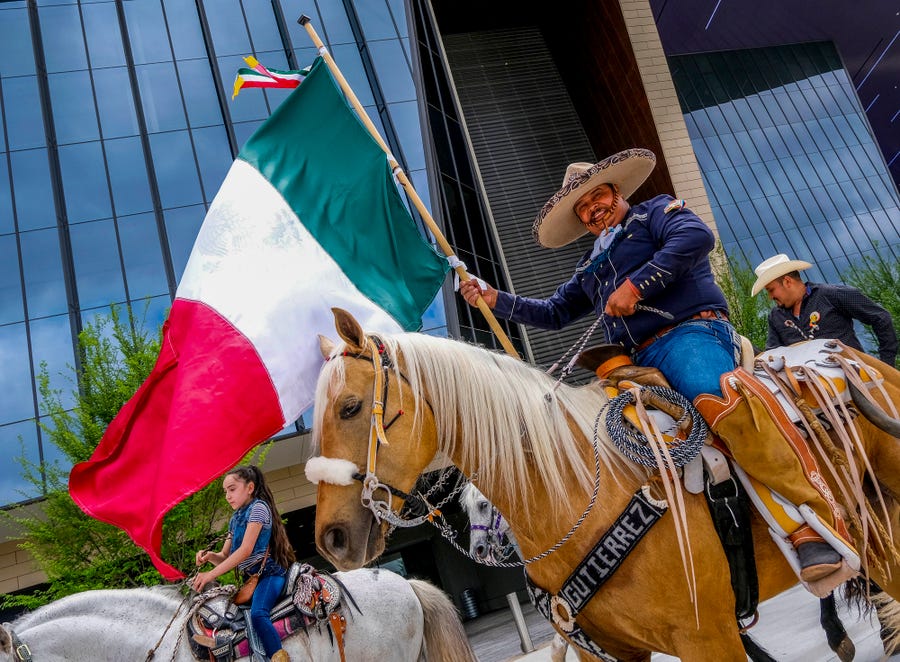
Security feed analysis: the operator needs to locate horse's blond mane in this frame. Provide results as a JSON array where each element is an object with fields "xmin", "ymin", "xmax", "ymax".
[{"xmin": 314, "ymin": 332, "xmax": 631, "ymax": 516}]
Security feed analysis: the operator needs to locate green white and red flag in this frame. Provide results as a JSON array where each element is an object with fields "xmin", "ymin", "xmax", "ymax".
[
  {"xmin": 232, "ymin": 56, "xmax": 310, "ymax": 99},
  {"xmin": 70, "ymin": 56, "xmax": 448, "ymax": 580}
]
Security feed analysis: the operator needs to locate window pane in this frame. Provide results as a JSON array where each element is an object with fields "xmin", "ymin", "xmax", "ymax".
[
  {"xmin": 149, "ymin": 131, "xmax": 203, "ymax": 208},
  {"xmin": 82, "ymin": 2, "xmax": 125, "ymax": 67},
  {"xmin": 305, "ymin": 0, "xmax": 353, "ymax": 45},
  {"xmin": 3, "ymin": 76, "xmax": 45, "ymax": 150},
  {"xmin": 192, "ymin": 125, "xmax": 232, "ymax": 201},
  {"xmin": 58, "ymin": 142, "xmax": 112, "ymax": 223},
  {"xmin": 124, "ymin": 0, "xmax": 172, "ymax": 65},
  {"xmin": 0, "ymin": 159, "xmax": 14, "ymax": 235},
  {"xmin": 244, "ymin": 1, "xmax": 283, "ymax": 51},
  {"xmin": 355, "ymin": 0, "xmax": 396, "ymax": 41},
  {"xmin": 39, "ymin": 4, "xmax": 88, "ymax": 73},
  {"xmin": 21, "ymin": 227, "xmax": 68, "ymax": 317},
  {"xmin": 0, "ymin": 234, "xmax": 25, "ymax": 325},
  {"xmin": 368, "ymin": 40, "xmax": 414, "ymax": 103},
  {"xmin": 0, "ymin": 323, "xmax": 35, "ymax": 422},
  {"xmin": 164, "ymin": 204, "xmax": 204, "ymax": 280},
  {"xmin": 204, "ymin": 0, "xmax": 251, "ymax": 56},
  {"xmin": 163, "ymin": 0, "xmax": 206, "ymax": 60},
  {"xmin": 0, "ymin": 6, "xmax": 36, "ymax": 76},
  {"xmin": 94, "ymin": 67, "xmax": 140, "ymax": 139},
  {"xmin": 388, "ymin": 101, "xmax": 425, "ymax": 171},
  {"xmin": 29, "ymin": 313, "xmax": 76, "ymax": 413},
  {"xmin": 0, "ymin": 421, "xmax": 40, "ymax": 505},
  {"xmin": 137, "ymin": 62, "xmax": 188, "ymax": 133},
  {"xmin": 178, "ymin": 59, "xmax": 225, "ymax": 128},
  {"xmin": 11, "ymin": 149, "xmax": 56, "ymax": 231},
  {"xmin": 118, "ymin": 213, "xmax": 168, "ymax": 299},
  {"xmin": 49, "ymin": 71, "xmax": 100, "ymax": 145},
  {"xmin": 105, "ymin": 137, "xmax": 153, "ymax": 216},
  {"xmin": 69, "ymin": 219, "xmax": 126, "ymax": 308}
]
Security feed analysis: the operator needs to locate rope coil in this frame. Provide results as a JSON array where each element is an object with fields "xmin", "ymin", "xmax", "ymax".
[{"xmin": 605, "ymin": 386, "xmax": 707, "ymax": 468}]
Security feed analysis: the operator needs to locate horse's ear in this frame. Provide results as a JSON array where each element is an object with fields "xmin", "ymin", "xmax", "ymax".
[
  {"xmin": 332, "ymin": 308, "xmax": 366, "ymax": 353},
  {"xmin": 318, "ymin": 334, "xmax": 336, "ymax": 359}
]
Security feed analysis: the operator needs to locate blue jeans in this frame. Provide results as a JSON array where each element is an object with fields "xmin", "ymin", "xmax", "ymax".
[
  {"xmin": 633, "ymin": 319, "xmax": 740, "ymax": 400},
  {"xmin": 249, "ymin": 572, "xmax": 286, "ymax": 656}
]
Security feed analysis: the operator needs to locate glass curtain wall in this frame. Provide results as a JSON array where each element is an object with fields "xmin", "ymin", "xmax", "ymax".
[
  {"xmin": 669, "ymin": 42, "xmax": 900, "ymax": 281},
  {"xmin": 0, "ymin": 0, "xmax": 440, "ymax": 506}
]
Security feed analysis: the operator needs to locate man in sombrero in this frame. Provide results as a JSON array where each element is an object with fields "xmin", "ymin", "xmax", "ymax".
[{"xmin": 460, "ymin": 148, "xmax": 858, "ymax": 594}]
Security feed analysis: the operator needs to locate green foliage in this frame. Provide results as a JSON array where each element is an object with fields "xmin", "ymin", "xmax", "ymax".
[
  {"xmin": 716, "ymin": 251, "xmax": 771, "ymax": 352},
  {"xmin": 842, "ymin": 252, "xmax": 900, "ymax": 367},
  {"xmin": 0, "ymin": 305, "xmax": 244, "ymax": 610}
]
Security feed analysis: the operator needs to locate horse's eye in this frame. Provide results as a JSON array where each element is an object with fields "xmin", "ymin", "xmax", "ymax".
[
  {"xmin": 478, "ymin": 502, "xmax": 489, "ymax": 512},
  {"xmin": 340, "ymin": 397, "xmax": 363, "ymax": 419}
]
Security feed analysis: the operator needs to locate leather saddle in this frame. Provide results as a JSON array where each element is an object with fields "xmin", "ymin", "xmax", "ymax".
[{"xmin": 188, "ymin": 563, "xmax": 349, "ymax": 662}]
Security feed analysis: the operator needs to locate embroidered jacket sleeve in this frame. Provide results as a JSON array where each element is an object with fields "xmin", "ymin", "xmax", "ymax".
[
  {"xmin": 493, "ymin": 273, "xmax": 594, "ymax": 330},
  {"xmin": 824, "ymin": 284, "xmax": 898, "ymax": 364},
  {"xmin": 626, "ymin": 201, "xmax": 716, "ymax": 301}
]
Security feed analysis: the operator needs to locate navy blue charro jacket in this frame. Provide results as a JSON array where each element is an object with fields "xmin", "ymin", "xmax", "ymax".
[{"xmin": 493, "ymin": 195, "xmax": 729, "ymax": 350}]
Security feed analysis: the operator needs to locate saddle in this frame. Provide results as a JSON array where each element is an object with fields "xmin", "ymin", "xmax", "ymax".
[
  {"xmin": 753, "ymin": 338, "xmax": 884, "ymax": 425},
  {"xmin": 187, "ymin": 563, "xmax": 352, "ymax": 662}
]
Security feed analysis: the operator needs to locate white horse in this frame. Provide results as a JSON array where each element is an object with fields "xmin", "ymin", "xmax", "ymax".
[
  {"xmin": 461, "ymin": 483, "xmax": 570, "ymax": 662},
  {"xmin": 0, "ymin": 568, "xmax": 476, "ymax": 662}
]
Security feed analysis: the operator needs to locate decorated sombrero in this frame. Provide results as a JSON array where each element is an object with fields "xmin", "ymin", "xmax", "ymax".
[
  {"xmin": 750, "ymin": 254, "xmax": 812, "ymax": 296},
  {"xmin": 532, "ymin": 148, "xmax": 657, "ymax": 248}
]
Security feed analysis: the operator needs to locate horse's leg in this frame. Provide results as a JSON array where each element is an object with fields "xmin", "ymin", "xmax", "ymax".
[{"xmin": 819, "ymin": 594, "xmax": 855, "ymax": 662}]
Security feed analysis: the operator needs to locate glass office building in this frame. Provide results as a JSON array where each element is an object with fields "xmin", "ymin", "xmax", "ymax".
[
  {"xmin": 0, "ymin": 0, "xmax": 445, "ymax": 507},
  {"xmin": 669, "ymin": 42, "xmax": 900, "ymax": 280}
]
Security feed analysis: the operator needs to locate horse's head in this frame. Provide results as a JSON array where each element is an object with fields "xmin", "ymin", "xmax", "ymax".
[
  {"xmin": 309, "ymin": 308, "xmax": 438, "ymax": 570},
  {"xmin": 460, "ymin": 482, "xmax": 515, "ymax": 562}
]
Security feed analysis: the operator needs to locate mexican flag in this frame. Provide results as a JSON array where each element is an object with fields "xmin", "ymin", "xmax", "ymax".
[{"xmin": 69, "ymin": 57, "xmax": 448, "ymax": 580}]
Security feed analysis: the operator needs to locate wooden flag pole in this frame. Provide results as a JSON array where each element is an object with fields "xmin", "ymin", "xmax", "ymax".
[{"xmin": 298, "ymin": 15, "xmax": 520, "ymax": 360}]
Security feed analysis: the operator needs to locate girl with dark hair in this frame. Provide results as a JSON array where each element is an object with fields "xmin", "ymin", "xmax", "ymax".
[{"xmin": 192, "ymin": 465, "xmax": 296, "ymax": 662}]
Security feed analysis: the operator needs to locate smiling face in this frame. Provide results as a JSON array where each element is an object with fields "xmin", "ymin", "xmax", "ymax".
[
  {"xmin": 764, "ymin": 274, "xmax": 805, "ymax": 309},
  {"xmin": 223, "ymin": 473, "xmax": 255, "ymax": 511},
  {"xmin": 572, "ymin": 183, "xmax": 628, "ymax": 235}
]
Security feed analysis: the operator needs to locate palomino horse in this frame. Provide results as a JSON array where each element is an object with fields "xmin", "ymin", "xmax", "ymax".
[
  {"xmin": 0, "ymin": 568, "xmax": 475, "ymax": 662},
  {"xmin": 461, "ymin": 483, "xmax": 896, "ymax": 662},
  {"xmin": 310, "ymin": 309, "xmax": 900, "ymax": 662}
]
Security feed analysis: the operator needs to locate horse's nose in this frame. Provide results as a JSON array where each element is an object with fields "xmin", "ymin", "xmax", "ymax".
[
  {"xmin": 473, "ymin": 542, "xmax": 488, "ymax": 559},
  {"xmin": 321, "ymin": 524, "xmax": 349, "ymax": 561}
]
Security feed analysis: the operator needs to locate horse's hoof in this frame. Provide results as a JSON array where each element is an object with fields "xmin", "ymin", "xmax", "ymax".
[{"xmin": 834, "ymin": 636, "xmax": 855, "ymax": 662}]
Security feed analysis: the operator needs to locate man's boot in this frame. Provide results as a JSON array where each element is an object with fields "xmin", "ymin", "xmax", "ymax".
[
  {"xmin": 271, "ymin": 650, "xmax": 291, "ymax": 662},
  {"xmin": 694, "ymin": 368, "xmax": 858, "ymax": 590}
]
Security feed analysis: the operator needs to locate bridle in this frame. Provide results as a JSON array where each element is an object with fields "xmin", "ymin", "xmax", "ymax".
[
  {"xmin": 330, "ymin": 335, "xmax": 452, "ymax": 529},
  {"xmin": 3, "ymin": 626, "xmax": 32, "ymax": 662},
  {"xmin": 469, "ymin": 505, "xmax": 517, "ymax": 561}
]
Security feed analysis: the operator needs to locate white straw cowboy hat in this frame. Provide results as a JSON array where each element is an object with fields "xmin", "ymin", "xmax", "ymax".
[
  {"xmin": 751, "ymin": 254, "xmax": 812, "ymax": 296},
  {"xmin": 532, "ymin": 148, "xmax": 657, "ymax": 248}
]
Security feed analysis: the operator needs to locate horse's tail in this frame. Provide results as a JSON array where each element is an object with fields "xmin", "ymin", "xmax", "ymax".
[
  {"xmin": 873, "ymin": 590, "xmax": 900, "ymax": 656},
  {"xmin": 407, "ymin": 579, "xmax": 477, "ymax": 662}
]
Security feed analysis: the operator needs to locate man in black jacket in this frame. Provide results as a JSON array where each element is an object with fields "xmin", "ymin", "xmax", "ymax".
[{"xmin": 752, "ymin": 254, "xmax": 897, "ymax": 366}]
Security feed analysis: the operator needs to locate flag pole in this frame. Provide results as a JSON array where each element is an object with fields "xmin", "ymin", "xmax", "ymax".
[{"xmin": 297, "ymin": 15, "xmax": 520, "ymax": 360}]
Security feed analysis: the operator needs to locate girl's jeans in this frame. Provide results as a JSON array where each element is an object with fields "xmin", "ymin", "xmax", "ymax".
[{"xmin": 249, "ymin": 572, "xmax": 287, "ymax": 656}]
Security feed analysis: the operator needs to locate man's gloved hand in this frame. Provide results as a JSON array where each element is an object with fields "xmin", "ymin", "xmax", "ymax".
[{"xmin": 604, "ymin": 279, "xmax": 641, "ymax": 317}]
